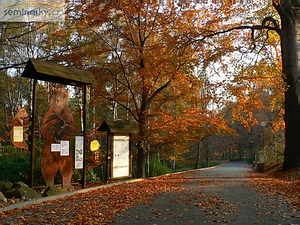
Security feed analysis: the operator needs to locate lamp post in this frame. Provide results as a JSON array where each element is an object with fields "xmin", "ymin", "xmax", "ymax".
[
  {"xmin": 260, "ymin": 121, "xmax": 267, "ymax": 165},
  {"xmin": 261, "ymin": 121, "xmax": 266, "ymax": 152},
  {"xmin": 255, "ymin": 121, "xmax": 267, "ymax": 172},
  {"xmin": 251, "ymin": 140, "xmax": 254, "ymax": 163}
]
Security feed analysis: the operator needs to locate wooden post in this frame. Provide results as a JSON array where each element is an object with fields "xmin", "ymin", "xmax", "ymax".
[
  {"xmin": 29, "ymin": 78, "xmax": 37, "ymax": 188},
  {"xmin": 105, "ymin": 132, "xmax": 109, "ymax": 183},
  {"xmin": 82, "ymin": 84, "xmax": 87, "ymax": 189}
]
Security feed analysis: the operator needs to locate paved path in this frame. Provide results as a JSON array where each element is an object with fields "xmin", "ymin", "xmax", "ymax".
[
  {"xmin": 1, "ymin": 162, "xmax": 299, "ymax": 224},
  {"xmin": 114, "ymin": 161, "xmax": 300, "ymax": 224}
]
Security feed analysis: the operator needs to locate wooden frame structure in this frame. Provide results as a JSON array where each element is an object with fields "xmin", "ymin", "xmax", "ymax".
[
  {"xmin": 21, "ymin": 58, "xmax": 97, "ymax": 188},
  {"xmin": 97, "ymin": 120, "xmax": 139, "ymax": 181}
]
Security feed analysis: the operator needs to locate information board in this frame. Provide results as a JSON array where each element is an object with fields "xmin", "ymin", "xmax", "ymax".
[
  {"xmin": 13, "ymin": 126, "xmax": 23, "ymax": 142},
  {"xmin": 112, "ymin": 135, "xmax": 130, "ymax": 179},
  {"xmin": 75, "ymin": 136, "xmax": 84, "ymax": 169}
]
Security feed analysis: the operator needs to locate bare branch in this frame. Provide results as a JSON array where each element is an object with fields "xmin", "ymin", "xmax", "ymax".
[
  {"xmin": 262, "ymin": 16, "xmax": 281, "ymax": 36},
  {"xmin": 193, "ymin": 23, "xmax": 281, "ymax": 44}
]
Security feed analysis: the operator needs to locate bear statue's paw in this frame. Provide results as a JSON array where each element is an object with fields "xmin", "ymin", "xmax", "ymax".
[{"xmin": 63, "ymin": 184, "xmax": 74, "ymax": 192}]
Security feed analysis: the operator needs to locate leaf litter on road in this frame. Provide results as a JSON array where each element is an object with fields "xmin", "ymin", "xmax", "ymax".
[
  {"xmin": 1, "ymin": 166, "xmax": 299, "ymax": 224},
  {"xmin": 0, "ymin": 173, "xmax": 185, "ymax": 224}
]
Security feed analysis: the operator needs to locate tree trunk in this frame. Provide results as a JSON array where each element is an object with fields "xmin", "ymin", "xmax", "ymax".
[
  {"xmin": 136, "ymin": 107, "xmax": 147, "ymax": 178},
  {"xmin": 275, "ymin": 2, "xmax": 300, "ymax": 170},
  {"xmin": 137, "ymin": 142, "xmax": 146, "ymax": 178},
  {"xmin": 195, "ymin": 141, "xmax": 201, "ymax": 169},
  {"xmin": 205, "ymin": 148, "xmax": 209, "ymax": 167}
]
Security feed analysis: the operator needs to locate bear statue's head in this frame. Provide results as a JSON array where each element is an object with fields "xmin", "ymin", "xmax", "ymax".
[{"xmin": 49, "ymin": 88, "xmax": 70, "ymax": 115}]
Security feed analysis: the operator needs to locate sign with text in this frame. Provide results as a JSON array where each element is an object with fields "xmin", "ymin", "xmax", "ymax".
[
  {"xmin": 13, "ymin": 126, "xmax": 23, "ymax": 142},
  {"xmin": 51, "ymin": 143, "xmax": 60, "ymax": 152},
  {"xmin": 75, "ymin": 136, "xmax": 84, "ymax": 169},
  {"xmin": 112, "ymin": 135, "xmax": 130, "ymax": 179},
  {"xmin": 0, "ymin": 0, "xmax": 65, "ymax": 22},
  {"xmin": 60, "ymin": 140, "xmax": 69, "ymax": 156}
]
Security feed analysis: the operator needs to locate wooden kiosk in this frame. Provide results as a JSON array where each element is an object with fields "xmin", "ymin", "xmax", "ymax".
[
  {"xmin": 97, "ymin": 120, "xmax": 139, "ymax": 181},
  {"xmin": 21, "ymin": 58, "xmax": 97, "ymax": 188}
]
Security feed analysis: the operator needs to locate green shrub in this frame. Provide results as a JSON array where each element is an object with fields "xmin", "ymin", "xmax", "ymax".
[
  {"xmin": 200, "ymin": 161, "xmax": 222, "ymax": 168},
  {"xmin": 149, "ymin": 157, "xmax": 172, "ymax": 177},
  {"xmin": 0, "ymin": 154, "xmax": 44, "ymax": 186},
  {"xmin": 174, "ymin": 159, "xmax": 195, "ymax": 170},
  {"xmin": 86, "ymin": 169, "xmax": 101, "ymax": 183}
]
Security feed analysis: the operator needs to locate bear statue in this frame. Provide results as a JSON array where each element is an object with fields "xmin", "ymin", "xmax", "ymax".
[{"xmin": 40, "ymin": 88, "xmax": 75, "ymax": 191}]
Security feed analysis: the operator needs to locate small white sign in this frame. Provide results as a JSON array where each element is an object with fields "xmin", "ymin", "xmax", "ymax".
[
  {"xmin": 13, "ymin": 126, "xmax": 23, "ymax": 142},
  {"xmin": 75, "ymin": 136, "xmax": 84, "ymax": 169},
  {"xmin": 51, "ymin": 143, "xmax": 61, "ymax": 152},
  {"xmin": 60, "ymin": 140, "xmax": 69, "ymax": 156}
]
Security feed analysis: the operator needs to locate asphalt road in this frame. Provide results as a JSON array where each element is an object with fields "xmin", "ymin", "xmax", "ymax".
[
  {"xmin": 114, "ymin": 161, "xmax": 300, "ymax": 224},
  {"xmin": 1, "ymin": 161, "xmax": 299, "ymax": 224}
]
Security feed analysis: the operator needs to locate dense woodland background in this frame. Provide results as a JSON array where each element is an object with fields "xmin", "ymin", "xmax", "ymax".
[{"xmin": 0, "ymin": 1, "xmax": 290, "ymax": 185}]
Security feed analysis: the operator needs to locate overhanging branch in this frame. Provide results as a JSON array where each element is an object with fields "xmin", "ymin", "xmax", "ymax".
[{"xmin": 193, "ymin": 17, "xmax": 281, "ymax": 43}]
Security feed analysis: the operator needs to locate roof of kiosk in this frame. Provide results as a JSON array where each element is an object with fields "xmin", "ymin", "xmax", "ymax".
[
  {"xmin": 21, "ymin": 58, "xmax": 97, "ymax": 86},
  {"xmin": 98, "ymin": 120, "xmax": 139, "ymax": 134}
]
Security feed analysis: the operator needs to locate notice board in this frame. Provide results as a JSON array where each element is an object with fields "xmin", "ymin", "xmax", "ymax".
[{"xmin": 112, "ymin": 135, "xmax": 130, "ymax": 179}]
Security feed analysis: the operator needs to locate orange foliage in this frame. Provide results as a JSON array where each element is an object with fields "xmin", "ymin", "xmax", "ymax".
[
  {"xmin": 43, "ymin": 1, "xmax": 284, "ymax": 164},
  {"xmin": 227, "ymin": 53, "xmax": 284, "ymax": 132}
]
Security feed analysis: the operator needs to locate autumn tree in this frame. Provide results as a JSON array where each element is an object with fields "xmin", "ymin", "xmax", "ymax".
[
  {"xmin": 228, "ymin": 1, "xmax": 300, "ymax": 169},
  {"xmin": 146, "ymin": 72, "xmax": 235, "ymax": 169},
  {"xmin": 0, "ymin": 0, "xmax": 291, "ymax": 176},
  {"xmin": 190, "ymin": 2, "xmax": 292, "ymax": 169},
  {"xmin": 0, "ymin": 2, "xmax": 287, "ymax": 169},
  {"xmin": 270, "ymin": 0, "xmax": 300, "ymax": 170},
  {"xmin": 211, "ymin": 1, "xmax": 300, "ymax": 170},
  {"xmin": 43, "ymin": 1, "xmax": 241, "ymax": 177},
  {"xmin": 42, "ymin": 0, "xmax": 290, "ymax": 176}
]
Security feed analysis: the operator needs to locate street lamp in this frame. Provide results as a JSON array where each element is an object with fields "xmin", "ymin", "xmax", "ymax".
[
  {"xmin": 261, "ymin": 121, "xmax": 266, "ymax": 151},
  {"xmin": 255, "ymin": 121, "xmax": 267, "ymax": 171},
  {"xmin": 260, "ymin": 121, "xmax": 267, "ymax": 163},
  {"xmin": 249, "ymin": 140, "xmax": 255, "ymax": 167},
  {"xmin": 251, "ymin": 140, "xmax": 254, "ymax": 160}
]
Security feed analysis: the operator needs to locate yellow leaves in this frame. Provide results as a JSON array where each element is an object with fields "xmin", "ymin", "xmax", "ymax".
[
  {"xmin": 180, "ymin": 107, "xmax": 236, "ymax": 140},
  {"xmin": 228, "ymin": 57, "xmax": 284, "ymax": 131}
]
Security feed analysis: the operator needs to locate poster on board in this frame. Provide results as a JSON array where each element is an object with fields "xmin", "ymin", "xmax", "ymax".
[
  {"xmin": 60, "ymin": 140, "xmax": 69, "ymax": 156},
  {"xmin": 13, "ymin": 126, "xmax": 23, "ymax": 142},
  {"xmin": 51, "ymin": 143, "xmax": 60, "ymax": 152},
  {"xmin": 75, "ymin": 136, "xmax": 84, "ymax": 169},
  {"xmin": 112, "ymin": 135, "xmax": 130, "ymax": 179}
]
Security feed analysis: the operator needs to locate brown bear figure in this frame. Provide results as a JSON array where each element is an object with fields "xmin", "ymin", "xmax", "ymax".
[
  {"xmin": 9, "ymin": 106, "xmax": 30, "ymax": 150},
  {"xmin": 40, "ymin": 88, "xmax": 75, "ymax": 191}
]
